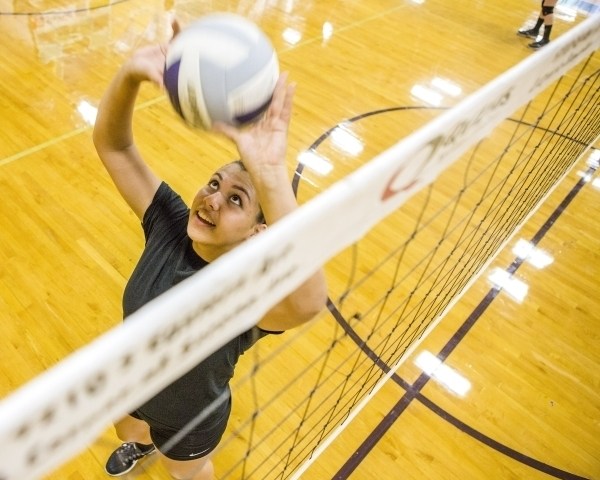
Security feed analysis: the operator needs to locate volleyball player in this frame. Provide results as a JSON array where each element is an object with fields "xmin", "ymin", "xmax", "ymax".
[
  {"xmin": 92, "ymin": 29, "xmax": 328, "ymax": 480},
  {"xmin": 517, "ymin": 0, "xmax": 557, "ymax": 49}
]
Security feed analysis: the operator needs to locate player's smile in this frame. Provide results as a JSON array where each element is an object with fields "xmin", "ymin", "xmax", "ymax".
[{"xmin": 195, "ymin": 210, "xmax": 216, "ymax": 227}]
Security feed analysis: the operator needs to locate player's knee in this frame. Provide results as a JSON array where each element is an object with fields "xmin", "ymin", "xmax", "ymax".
[
  {"xmin": 542, "ymin": 5, "xmax": 554, "ymax": 15},
  {"xmin": 167, "ymin": 458, "xmax": 214, "ymax": 480},
  {"xmin": 113, "ymin": 416, "xmax": 151, "ymax": 444}
]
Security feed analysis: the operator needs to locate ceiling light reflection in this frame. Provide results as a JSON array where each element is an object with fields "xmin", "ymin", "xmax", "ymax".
[
  {"xmin": 578, "ymin": 170, "xmax": 594, "ymax": 183},
  {"xmin": 414, "ymin": 351, "xmax": 471, "ymax": 396},
  {"xmin": 298, "ymin": 150, "xmax": 333, "ymax": 175},
  {"xmin": 330, "ymin": 125, "xmax": 364, "ymax": 156},
  {"xmin": 282, "ymin": 27, "xmax": 302, "ymax": 45},
  {"xmin": 411, "ymin": 77, "xmax": 463, "ymax": 106},
  {"xmin": 77, "ymin": 100, "xmax": 97, "ymax": 126},
  {"xmin": 322, "ymin": 21, "xmax": 333, "ymax": 41},
  {"xmin": 512, "ymin": 239, "xmax": 553, "ymax": 269},
  {"xmin": 411, "ymin": 84, "xmax": 442, "ymax": 106},
  {"xmin": 586, "ymin": 149, "xmax": 600, "ymax": 169},
  {"xmin": 488, "ymin": 267, "xmax": 528, "ymax": 302},
  {"xmin": 431, "ymin": 77, "xmax": 462, "ymax": 97},
  {"xmin": 555, "ymin": 5, "xmax": 577, "ymax": 22},
  {"xmin": 284, "ymin": 0, "xmax": 295, "ymax": 13}
]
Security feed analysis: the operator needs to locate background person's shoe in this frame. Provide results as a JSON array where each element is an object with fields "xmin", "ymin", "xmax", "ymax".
[
  {"xmin": 529, "ymin": 38, "xmax": 550, "ymax": 49},
  {"xmin": 517, "ymin": 28, "xmax": 538, "ymax": 38}
]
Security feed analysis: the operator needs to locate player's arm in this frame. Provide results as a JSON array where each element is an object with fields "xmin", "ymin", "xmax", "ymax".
[
  {"xmin": 258, "ymin": 271, "xmax": 328, "ymax": 332},
  {"xmin": 215, "ymin": 74, "xmax": 328, "ymax": 331},
  {"xmin": 92, "ymin": 45, "xmax": 165, "ymax": 220}
]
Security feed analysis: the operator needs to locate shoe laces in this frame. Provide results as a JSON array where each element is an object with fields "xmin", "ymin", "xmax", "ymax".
[{"xmin": 117, "ymin": 442, "xmax": 147, "ymax": 462}]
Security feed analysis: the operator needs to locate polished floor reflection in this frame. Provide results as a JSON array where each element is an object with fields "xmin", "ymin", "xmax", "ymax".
[{"xmin": 0, "ymin": 1, "xmax": 598, "ymax": 479}]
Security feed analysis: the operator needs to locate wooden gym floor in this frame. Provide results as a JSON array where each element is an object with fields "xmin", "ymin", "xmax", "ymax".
[{"xmin": 0, "ymin": 0, "xmax": 598, "ymax": 479}]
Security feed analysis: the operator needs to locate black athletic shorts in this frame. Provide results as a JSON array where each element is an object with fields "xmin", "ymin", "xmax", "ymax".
[{"xmin": 130, "ymin": 395, "xmax": 232, "ymax": 461}]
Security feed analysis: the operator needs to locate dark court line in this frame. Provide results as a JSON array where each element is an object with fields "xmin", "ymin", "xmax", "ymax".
[{"xmin": 329, "ymin": 162, "xmax": 597, "ymax": 479}]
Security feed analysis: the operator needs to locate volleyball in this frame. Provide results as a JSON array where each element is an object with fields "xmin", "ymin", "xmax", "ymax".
[{"xmin": 163, "ymin": 13, "xmax": 279, "ymax": 130}]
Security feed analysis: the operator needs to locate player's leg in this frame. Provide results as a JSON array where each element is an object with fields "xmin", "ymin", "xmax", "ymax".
[
  {"xmin": 529, "ymin": 0, "xmax": 557, "ymax": 48},
  {"xmin": 158, "ymin": 451, "xmax": 215, "ymax": 480},
  {"xmin": 517, "ymin": 0, "xmax": 545, "ymax": 38},
  {"xmin": 113, "ymin": 414, "xmax": 152, "ymax": 444},
  {"xmin": 149, "ymin": 408, "xmax": 227, "ymax": 480}
]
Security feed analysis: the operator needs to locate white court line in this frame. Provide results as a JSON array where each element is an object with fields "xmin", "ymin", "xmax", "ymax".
[{"xmin": 0, "ymin": 97, "xmax": 164, "ymax": 168}]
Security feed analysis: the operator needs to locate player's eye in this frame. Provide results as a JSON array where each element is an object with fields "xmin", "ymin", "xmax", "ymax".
[
  {"xmin": 230, "ymin": 194, "xmax": 242, "ymax": 206},
  {"xmin": 208, "ymin": 179, "xmax": 219, "ymax": 189}
]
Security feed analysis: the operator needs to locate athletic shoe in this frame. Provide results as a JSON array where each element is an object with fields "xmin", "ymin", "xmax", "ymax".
[
  {"xmin": 517, "ymin": 28, "xmax": 538, "ymax": 38},
  {"xmin": 105, "ymin": 442, "xmax": 156, "ymax": 476},
  {"xmin": 529, "ymin": 38, "xmax": 550, "ymax": 49}
]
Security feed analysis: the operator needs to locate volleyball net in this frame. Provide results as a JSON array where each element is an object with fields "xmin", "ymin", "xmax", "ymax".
[{"xmin": 0, "ymin": 14, "xmax": 598, "ymax": 480}]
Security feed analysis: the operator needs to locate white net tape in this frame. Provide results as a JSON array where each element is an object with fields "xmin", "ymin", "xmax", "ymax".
[{"xmin": 0, "ymin": 14, "xmax": 598, "ymax": 480}]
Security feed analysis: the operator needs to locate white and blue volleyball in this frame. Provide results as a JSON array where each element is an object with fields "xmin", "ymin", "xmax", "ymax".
[{"xmin": 164, "ymin": 13, "xmax": 279, "ymax": 130}]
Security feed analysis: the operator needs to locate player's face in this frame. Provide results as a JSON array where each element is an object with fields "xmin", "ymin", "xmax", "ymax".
[{"xmin": 188, "ymin": 163, "xmax": 265, "ymax": 261}]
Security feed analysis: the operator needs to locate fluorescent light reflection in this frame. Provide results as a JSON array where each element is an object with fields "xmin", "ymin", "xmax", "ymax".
[
  {"xmin": 77, "ymin": 100, "xmax": 97, "ymax": 126},
  {"xmin": 412, "ymin": 77, "xmax": 462, "ymax": 106},
  {"xmin": 411, "ymin": 84, "xmax": 443, "ymax": 106},
  {"xmin": 431, "ymin": 77, "xmax": 462, "ymax": 97},
  {"xmin": 298, "ymin": 150, "xmax": 333, "ymax": 175},
  {"xmin": 330, "ymin": 125, "xmax": 364, "ymax": 156},
  {"xmin": 322, "ymin": 21, "xmax": 333, "ymax": 41},
  {"xmin": 512, "ymin": 239, "xmax": 553, "ymax": 269},
  {"xmin": 555, "ymin": 5, "xmax": 578, "ymax": 22},
  {"xmin": 284, "ymin": 0, "xmax": 294, "ymax": 13},
  {"xmin": 488, "ymin": 267, "xmax": 528, "ymax": 302},
  {"xmin": 586, "ymin": 149, "xmax": 600, "ymax": 169},
  {"xmin": 282, "ymin": 27, "xmax": 302, "ymax": 45},
  {"xmin": 577, "ymin": 170, "xmax": 594, "ymax": 183},
  {"xmin": 414, "ymin": 351, "xmax": 471, "ymax": 396}
]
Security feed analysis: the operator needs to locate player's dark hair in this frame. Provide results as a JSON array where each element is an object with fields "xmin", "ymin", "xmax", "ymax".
[{"xmin": 230, "ymin": 160, "xmax": 266, "ymax": 224}]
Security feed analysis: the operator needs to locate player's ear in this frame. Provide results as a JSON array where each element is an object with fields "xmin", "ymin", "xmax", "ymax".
[{"xmin": 250, "ymin": 223, "xmax": 267, "ymax": 237}]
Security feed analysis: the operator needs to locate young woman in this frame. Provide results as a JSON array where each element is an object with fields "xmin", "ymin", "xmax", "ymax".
[{"xmin": 93, "ymin": 24, "xmax": 328, "ymax": 480}]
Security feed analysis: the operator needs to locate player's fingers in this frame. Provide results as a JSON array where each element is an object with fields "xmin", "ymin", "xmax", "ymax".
[
  {"xmin": 171, "ymin": 18, "xmax": 182, "ymax": 39},
  {"xmin": 267, "ymin": 72, "xmax": 289, "ymax": 118},
  {"xmin": 280, "ymin": 82, "xmax": 296, "ymax": 122}
]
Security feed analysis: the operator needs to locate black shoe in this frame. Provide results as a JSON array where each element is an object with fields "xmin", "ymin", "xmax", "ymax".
[
  {"xmin": 105, "ymin": 442, "xmax": 156, "ymax": 476},
  {"xmin": 529, "ymin": 38, "xmax": 550, "ymax": 49},
  {"xmin": 517, "ymin": 28, "xmax": 538, "ymax": 38}
]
